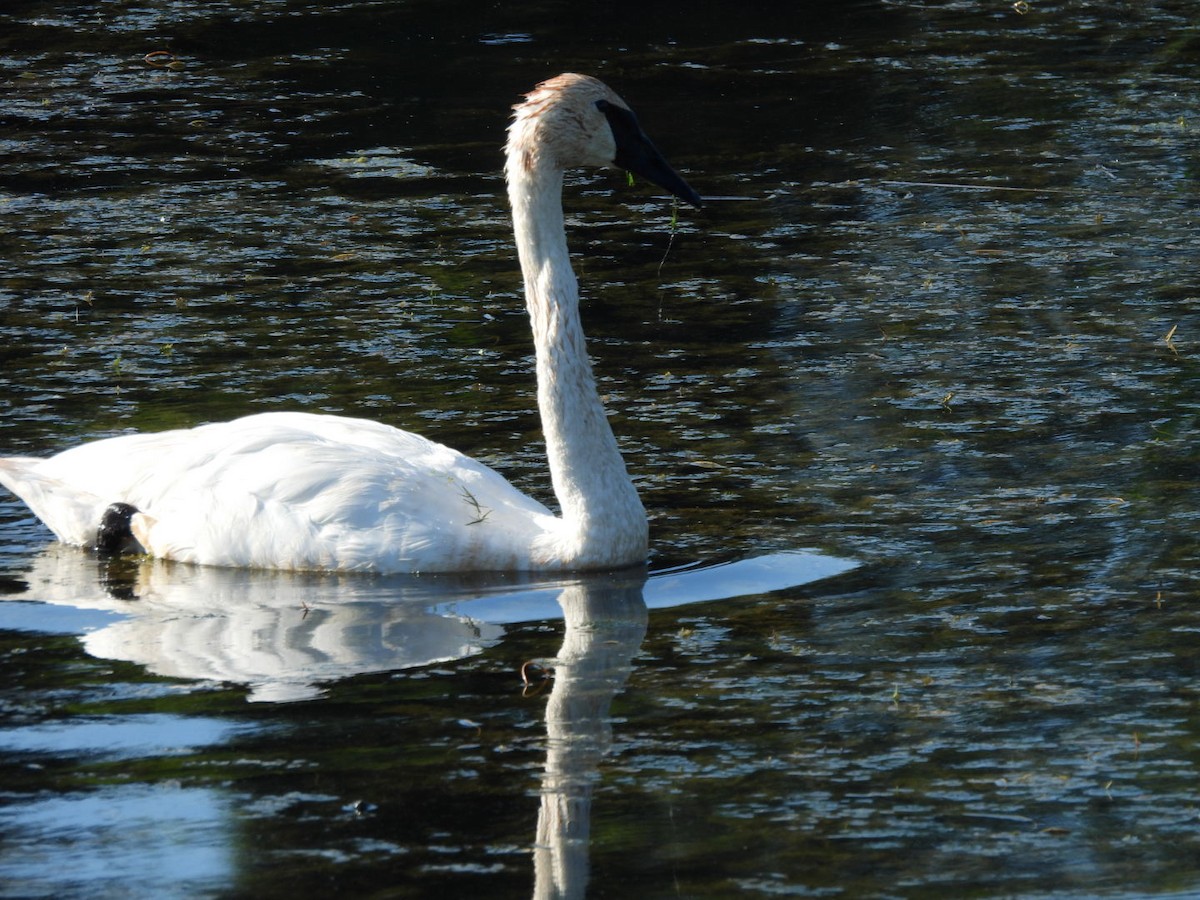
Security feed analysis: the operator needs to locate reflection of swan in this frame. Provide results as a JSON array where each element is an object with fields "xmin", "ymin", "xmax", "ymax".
[
  {"xmin": 1, "ymin": 545, "xmax": 855, "ymax": 702},
  {"xmin": 10, "ymin": 546, "xmax": 512, "ymax": 702},
  {"xmin": 0, "ymin": 73, "xmax": 701, "ymax": 573},
  {"xmin": 533, "ymin": 578, "xmax": 648, "ymax": 900}
]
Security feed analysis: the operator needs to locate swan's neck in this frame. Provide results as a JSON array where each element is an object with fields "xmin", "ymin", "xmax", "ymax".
[{"xmin": 506, "ymin": 158, "xmax": 647, "ymax": 568}]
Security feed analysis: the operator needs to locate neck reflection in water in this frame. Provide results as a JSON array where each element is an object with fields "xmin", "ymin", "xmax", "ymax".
[{"xmin": 533, "ymin": 576, "xmax": 648, "ymax": 900}]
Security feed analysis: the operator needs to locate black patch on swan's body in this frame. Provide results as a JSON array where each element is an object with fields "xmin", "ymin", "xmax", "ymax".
[{"xmin": 96, "ymin": 502, "xmax": 140, "ymax": 555}]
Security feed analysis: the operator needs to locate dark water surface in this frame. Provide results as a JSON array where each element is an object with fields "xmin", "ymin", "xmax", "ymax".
[{"xmin": 3, "ymin": 1, "xmax": 1200, "ymax": 897}]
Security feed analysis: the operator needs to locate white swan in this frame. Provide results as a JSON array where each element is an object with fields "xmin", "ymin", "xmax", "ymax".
[{"xmin": 0, "ymin": 73, "xmax": 702, "ymax": 573}]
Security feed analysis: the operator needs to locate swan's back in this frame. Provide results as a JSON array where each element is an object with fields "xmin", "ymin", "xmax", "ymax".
[{"xmin": 1, "ymin": 412, "xmax": 558, "ymax": 572}]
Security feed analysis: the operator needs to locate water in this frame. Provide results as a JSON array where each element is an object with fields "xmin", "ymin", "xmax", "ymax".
[{"xmin": 2, "ymin": 0, "xmax": 1199, "ymax": 896}]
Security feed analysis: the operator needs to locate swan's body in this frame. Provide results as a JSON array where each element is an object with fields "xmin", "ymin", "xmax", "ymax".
[{"xmin": 0, "ymin": 74, "xmax": 701, "ymax": 573}]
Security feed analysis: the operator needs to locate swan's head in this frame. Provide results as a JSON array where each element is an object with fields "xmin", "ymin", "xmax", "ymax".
[{"xmin": 507, "ymin": 73, "xmax": 703, "ymax": 208}]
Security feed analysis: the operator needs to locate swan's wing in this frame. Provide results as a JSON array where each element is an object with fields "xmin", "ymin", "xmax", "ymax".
[{"xmin": 4, "ymin": 412, "xmax": 558, "ymax": 572}]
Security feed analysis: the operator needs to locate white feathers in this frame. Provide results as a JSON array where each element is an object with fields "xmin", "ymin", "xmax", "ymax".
[
  {"xmin": 5, "ymin": 412, "xmax": 558, "ymax": 572},
  {"xmin": 0, "ymin": 74, "xmax": 682, "ymax": 574}
]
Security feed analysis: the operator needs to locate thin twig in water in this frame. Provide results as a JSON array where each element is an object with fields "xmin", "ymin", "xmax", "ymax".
[
  {"xmin": 1164, "ymin": 324, "xmax": 1179, "ymax": 355},
  {"xmin": 520, "ymin": 660, "xmax": 552, "ymax": 696},
  {"xmin": 656, "ymin": 198, "xmax": 681, "ymax": 320},
  {"xmin": 657, "ymin": 198, "xmax": 680, "ymax": 277}
]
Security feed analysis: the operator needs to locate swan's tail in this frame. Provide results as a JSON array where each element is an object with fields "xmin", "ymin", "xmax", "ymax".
[{"xmin": 0, "ymin": 457, "xmax": 112, "ymax": 547}]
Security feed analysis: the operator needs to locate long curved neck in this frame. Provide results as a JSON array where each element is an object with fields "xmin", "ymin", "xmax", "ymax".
[{"xmin": 506, "ymin": 156, "xmax": 647, "ymax": 567}]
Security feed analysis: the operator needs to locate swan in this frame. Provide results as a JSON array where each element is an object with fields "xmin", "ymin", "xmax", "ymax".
[{"xmin": 0, "ymin": 73, "xmax": 702, "ymax": 574}]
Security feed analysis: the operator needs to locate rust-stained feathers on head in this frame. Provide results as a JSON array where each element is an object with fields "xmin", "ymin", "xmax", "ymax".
[{"xmin": 506, "ymin": 73, "xmax": 628, "ymax": 175}]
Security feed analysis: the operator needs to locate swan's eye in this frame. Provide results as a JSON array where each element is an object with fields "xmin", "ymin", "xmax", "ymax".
[{"xmin": 595, "ymin": 100, "xmax": 643, "ymax": 156}]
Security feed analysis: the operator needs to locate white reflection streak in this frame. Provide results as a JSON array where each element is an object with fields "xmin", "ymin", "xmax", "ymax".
[{"xmin": 533, "ymin": 577, "xmax": 647, "ymax": 900}]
